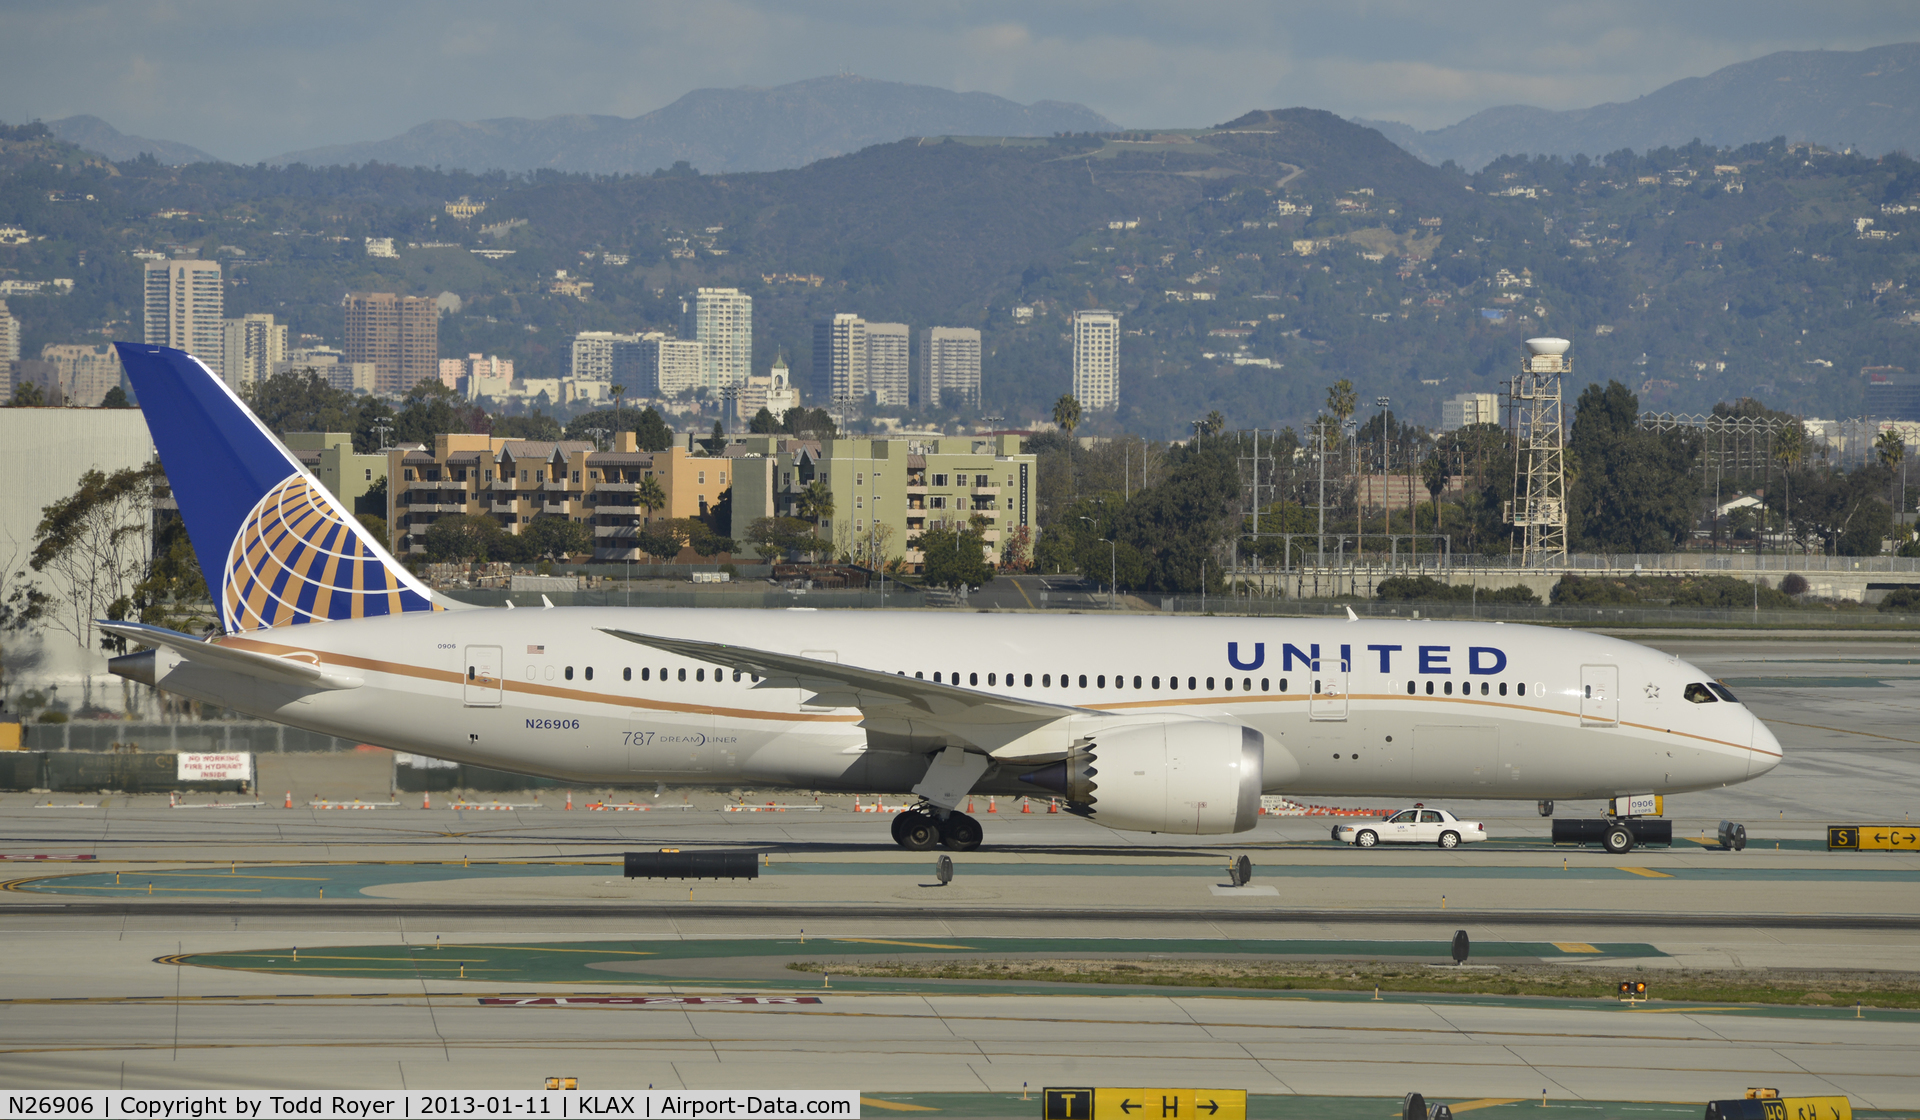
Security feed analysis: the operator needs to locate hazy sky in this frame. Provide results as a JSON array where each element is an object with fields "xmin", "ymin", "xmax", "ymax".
[{"xmin": 3, "ymin": 1, "xmax": 1918, "ymax": 163}]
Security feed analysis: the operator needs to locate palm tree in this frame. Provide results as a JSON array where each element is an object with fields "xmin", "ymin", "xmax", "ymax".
[
  {"xmin": 611, "ymin": 383, "xmax": 625, "ymax": 438},
  {"xmin": 1878, "ymin": 428, "xmax": 1907, "ymax": 524},
  {"xmin": 1772, "ymin": 424, "xmax": 1807, "ymax": 552},
  {"xmin": 1053, "ymin": 394, "xmax": 1083, "ymax": 499},
  {"xmin": 1325, "ymin": 379, "xmax": 1356, "ymax": 470},
  {"xmin": 797, "ymin": 480, "xmax": 834, "ymax": 562},
  {"xmin": 634, "ymin": 475, "xmax": 667, "ymax": 523}
]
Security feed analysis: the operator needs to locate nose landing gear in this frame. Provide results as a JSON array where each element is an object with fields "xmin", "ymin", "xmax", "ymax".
[{"xmin": 890, "ymin": 805, "xmax": 983, "ymax": 851}]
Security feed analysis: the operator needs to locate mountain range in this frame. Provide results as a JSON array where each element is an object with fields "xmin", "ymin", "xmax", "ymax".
[
  {"xmin": 1359, "ymin": 42, "xmax": 1920, "ymax": 170},
  {"xmin": 262, "ymin": 75, "xmax": 1116, "ymax": 175},
  {"xmin": 45, "ymin": 114, "xmax": 220, "ymax": 166}
]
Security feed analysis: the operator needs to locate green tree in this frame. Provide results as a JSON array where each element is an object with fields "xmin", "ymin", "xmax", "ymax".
[
  {"xmin": 1877, "ymin": 428, "xmax": 1907, "ymax": 518},
  {"xmin": 393, "ymin": 380, "xmax": 486, "ymax": 446},
  {"xmin": 421, "ymin": 514, "xmax": 510, "ymax": 562},
  {"xmin": 914, "ymin": 519, "xmax": 995, "ymax": 589},
  {"xmin": 9, "ymin": 381, "xmax": 46, "ymax": 407},
  {"xmin": 521, "ymin": 516, "xmax": 592, "ymax": 561},
  {"xmin": 491, "ymin": 412, "xmax": 561, "ymax": 441},
  {"xmin": 100, "ymin": 385, "xmax": 133, "ymax": 409},
  {"xmin": 31, "ymin": 464, "xmax": 160, "ymax": 655},
  {"xmin": 106, "ymin": 512, "xmax": 211, "ymax": 640},
  {"xmin": 355, "ymin": 513, "xmax": 389, "ymax": 550},
  {"xmin": 1420, "ymin": 452, "xmax": 1451, "ymax": 526},
  {"xmin": 634, "ymin": 475, "xmax": 668, "ymax": 523},
  {"xmin": 245, "ymin": 368, "xmax": 357, "ymax": 437},
  {"xmin": 634, "ymin": 406, "xmax": 675, "ymax": 452},
  {"xmin": 1771, "ymin": 424, "xmax": 1808, "ymax": 548},
  {"xmin": 744, "ymin": 516, "xmax": 821, "ymax": 562},
  {"xmin": 1568, "ymin": 381, "xmax": 1700, "ymax": 552},
  {"xmin": 748, "ymin": 407, "xmax": 780, "ymax": 434}
]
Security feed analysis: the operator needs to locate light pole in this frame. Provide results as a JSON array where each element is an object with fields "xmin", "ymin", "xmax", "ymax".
[
  {"xmin": 1099, "ymin": 538, "xmax": 1117, "ymax": 609},
  {"xmin": 1375, "ymin": 396, "xmax": 1391, "ymax": 552},
  {"xmin": 586, "ymin": 426, "xmax": 608, "ymax": 452}
]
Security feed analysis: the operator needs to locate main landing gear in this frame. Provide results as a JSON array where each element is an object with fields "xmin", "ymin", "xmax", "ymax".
[{"xmin": 891, "ymin": 805, "xmax": 983, "ymax": 852}]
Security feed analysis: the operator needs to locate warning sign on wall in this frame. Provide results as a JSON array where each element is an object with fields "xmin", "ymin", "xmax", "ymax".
[{"xmin": 177, "ymin": 753, "xmax": 253, "ymax": 782}]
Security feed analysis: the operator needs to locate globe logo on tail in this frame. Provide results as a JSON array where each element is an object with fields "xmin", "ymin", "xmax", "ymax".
[{"xmin": 223, "ymin": 473, "xmax": 435, "ymax": 631}]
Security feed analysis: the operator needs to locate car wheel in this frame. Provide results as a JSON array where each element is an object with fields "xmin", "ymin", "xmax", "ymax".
[
  {"xmin": 899, "ymin": 812, "xmax": 941, "ymax": 851},
  {"xmin": 1355, "ymin": 830, "xmax": 1378, "ymax": 848},
  {"xmin": 1438, "ymin": 831, "xmax": 1460, "ymax": 849},
  {"xmin": 1603, "ymin": 825, "xmax": 1635, "ymax": 855}
]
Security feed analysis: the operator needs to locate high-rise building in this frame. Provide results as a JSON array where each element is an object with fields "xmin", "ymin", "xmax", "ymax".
[
  {"xmin": 343, "ymin": 292, "xmax": 438, "ymax": 397},
  {"xmin": 144, "ymin": 259, "xmax": 224, "ymax": 362},
  {"xmin": 637, "ymin": 334, "xmax": 703, "ymax": 397},
  {"xmin": 865, "ymin": 322, "xmax": 910, "ymax": 408},
  {"xmin": 570, "ymin": 330, "xmax": 648, "ymax": 384},
  {"xmin": 693, "ymin": 287, "xmax": 752, "ymax": 391},
  {"xmin": 0, "ymin": 299, "xmax": 19, "ymax": 367},
  {"xmin": 1441, "ymin": 391, "xmax": 1500, "ymax": 431},
  {"xmin": 813, "ymin": 313, "xmax": 866, "ymax": 404},
  {"xmin": 1865, "ymin": 366, "xmax": 1920, "ymax": 421},
  {"xmin": 1072, "ymin": 309, "xmax": 1119, "ymax": 410},
  {"xmin": 221, "ymin": 313, "xmax": 287, "ymax": 389},
  {"xmin": 38, "ymin": 344, "xmax": 122, "ymax": 407},
  {"xmin": 921, "ymin": 326, "xmax": 982, "ymax": 409}
]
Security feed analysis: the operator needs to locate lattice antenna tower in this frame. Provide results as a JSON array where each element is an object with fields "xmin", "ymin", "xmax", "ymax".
[{"xmin": 1507, "ymin": 337, "xmax": 1570, "ymax": 566}]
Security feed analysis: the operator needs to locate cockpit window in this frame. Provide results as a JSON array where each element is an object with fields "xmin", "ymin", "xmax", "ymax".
[
  {"xmin": 1684, "ymin": 683, "xmax": 1718, "ymax": 704},
  {"xmin": 1707, "ymin": 682, "xmax": 1739, "ymax": 703}
]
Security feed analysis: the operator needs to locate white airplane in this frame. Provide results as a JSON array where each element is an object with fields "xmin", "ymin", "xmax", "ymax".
[{"xmin": 103, "ymin": 344, "xmax": 1782, "ymax": 852}]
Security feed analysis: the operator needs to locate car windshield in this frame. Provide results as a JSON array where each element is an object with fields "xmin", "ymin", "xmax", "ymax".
[
  {"xmin": 1707, "ymin": 682, "xmax": 1740, "ymax": 703},
  {"xmin": 1684, "ymin": 682, "xmax": 1718, "ymax": 704}
]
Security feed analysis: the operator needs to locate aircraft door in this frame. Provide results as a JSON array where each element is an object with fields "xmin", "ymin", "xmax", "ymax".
[
  {"xmin": 463, "ymin": 645, "xmax": 503, "ymax": 707},
  {"xmin": 1580, "ymin": 664, "xmax": 1619, "ymax": 726},
  {"xmin": 1309, "ymin": 657, "xmax": 1349, "ymax": 722}
]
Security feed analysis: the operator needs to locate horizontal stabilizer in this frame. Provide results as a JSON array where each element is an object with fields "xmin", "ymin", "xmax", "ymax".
[{"xmin": 99, "ymin": 620, "xmax": 364, "ymax": 691}]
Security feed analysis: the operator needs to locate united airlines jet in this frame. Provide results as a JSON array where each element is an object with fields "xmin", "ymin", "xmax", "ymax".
[{"xmin": 103, "ymin": 344, "xmax": 1781, "ymax": 852}]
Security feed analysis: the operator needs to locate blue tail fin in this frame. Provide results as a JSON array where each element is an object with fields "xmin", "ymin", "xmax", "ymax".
[{"xmin": 115, "ymin": 343, "xmax": 438, "ymax": 633}]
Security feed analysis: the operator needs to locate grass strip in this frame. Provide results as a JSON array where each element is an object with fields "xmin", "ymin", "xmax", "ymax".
[{"xmin": 786, "ymin": 958, "xmax": 1920, "ymax": 1008}]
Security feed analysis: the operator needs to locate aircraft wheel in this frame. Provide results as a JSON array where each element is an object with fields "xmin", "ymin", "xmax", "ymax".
[
  {"xmin": 940, "ymin": 812, "xmax": 983, "ymax": 852},
  {"xmin": 1537, "ymin": 799, "xmax": 1554, "ymax": 817},
  {"xmin": 889, "ymin": 810, "xmax": 914, "ymax": 846},
  {"xmin": 897, "ymin": 811, "xmax": 941, "ymax": 851},
  {"xmin": 1603, "ymin": 825, "xmax": 1635, "ymax": 854}
]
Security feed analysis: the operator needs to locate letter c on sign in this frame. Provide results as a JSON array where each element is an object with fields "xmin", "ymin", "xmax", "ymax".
[
  {"xmin": 1228, "ymin": 641, "xmax": 1265, "ymax": 671},
  {"xmin": 1468, "ymin": 646, "xmax": 1508, "ymax": 675}
]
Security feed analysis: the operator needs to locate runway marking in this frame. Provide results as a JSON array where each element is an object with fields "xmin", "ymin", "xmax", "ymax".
[
  {"xmin": 1618, "ymin": 868, "xmax": 1674, "ymax": 878},
  {"xmin": 1552, "ymin": 943, "xmax": 1601, "ymax": 953},
  {"xmin": 1013, "ymin": 581, "xmax": 1038, "ymax": 610},
  {"xmin": 1625, "ymin": 1007, "xmax": 1748, "ymax": 1014},
  {"xmin": 834, "ymin": 939, "xmax": 978, "ymax": 950},
  {"xmin": 443, "ymin": 944, "xmax": 657, "ymax": 956},
  {"xmin": 1765, "ymin": 718, "xmax": 1920, "ymax": 745},
  {"xmin": 1441, "ymin": 1101, "xmax": 1527, "ymax": 1114},
  {"xmin": 212, "ymin": 954, "xmax": 495, "ymax": 963},
  {"xmin": 861, "ymin": 1099, "xmax": 940, "ymax": 1112}
]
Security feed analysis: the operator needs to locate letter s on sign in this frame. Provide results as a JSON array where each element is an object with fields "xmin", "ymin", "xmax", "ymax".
[{"xmin": 1468, "ymin": 646, "xmax": 1507, "ymax": 675}]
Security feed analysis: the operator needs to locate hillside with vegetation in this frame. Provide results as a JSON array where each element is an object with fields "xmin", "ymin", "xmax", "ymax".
[{"xmin": 2, "ymin": 113, "xmax": 1918, "ymax": 441}]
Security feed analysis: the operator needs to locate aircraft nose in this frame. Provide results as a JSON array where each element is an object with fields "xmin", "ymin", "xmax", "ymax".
[{"xmin": 1749, "ymin": 715, "xmax": 1784, "ymax": 780}]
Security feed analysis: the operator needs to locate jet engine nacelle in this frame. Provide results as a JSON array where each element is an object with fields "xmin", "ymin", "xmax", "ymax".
[{"xmin": 1021, "ymin": 719, "xmax": 1265, "ymax": 835}]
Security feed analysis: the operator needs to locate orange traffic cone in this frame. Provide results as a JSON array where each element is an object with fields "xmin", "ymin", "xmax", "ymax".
[
  {"xmin": 1021, "ymin": 797, "xmax": 1031, "ymax": 813},
  {"xmin": 1048, "ymin": 799, "xmax": 1059, "ymax": 814},
  {"xmin": 966, "ymin": 798, "xmax": 975, "ymax": 813},
  {"xmin": 987, "ymin": 797, "xmax": 996, "ymax": 813},
  {"xmin": 422, "ymin": 789, "xmax": 431, "ymax": 810},
  {"xmin": 284, "ymin": 790, "xmax": 292, "ymax": 809},
  {"xmin": 566, "ymin": 790, "xmax": 573, "ymax": 811}
]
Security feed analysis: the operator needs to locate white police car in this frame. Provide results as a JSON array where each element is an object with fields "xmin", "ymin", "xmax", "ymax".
[{"xmin": 1334, "ymin": 805, "xmax": 1488, "ymax": 849}]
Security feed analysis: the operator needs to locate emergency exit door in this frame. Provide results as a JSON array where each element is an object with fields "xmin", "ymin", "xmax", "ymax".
[
  {"xmin": 1580, "ymin": 664, "xmax": 1618, "ymax": 726},
  {"xmin": 1309, "ymin": 657, "xmax": 1349, "ymax": 721},
  {"xmin": 464, "ymin": 645, "xmax": 503, "ymax": 706}
]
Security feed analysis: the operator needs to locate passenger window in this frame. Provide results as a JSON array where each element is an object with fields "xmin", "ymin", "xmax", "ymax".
[
  {"xmin": 1389, "ymin": 811, "xmax": 1415, "ymax": 823},
  {"xmin": 565, "ymin": 666, "xmax": 574, "ymax": 681},
  {"xmin": 585, "ymin": 667, "xmax": 593, "ymax": 681},
  {"xmin": 1042, "ymin": 674, "xmax": 1051, "ymax": 686},
  {"xmin": 678, "ymin": 668, "xmax": 686, "ymax": 682},
  {"xmin": 1420, "ymin": 811, "xmax": 1443, "ymax": 823},
  {"xmin": 1188, "ymin": 677, "xmax": 1196, "ymax": 690},
  {"xmin": 916, "ymin": 671, "xmax": 924, "ymax": 679},
  {"xmin": 1518, "ymin": 683, "xmax": 1527, "ymax": 696},
  {"xmin": 970, "ymin": 672, "xmax": 978, "ymax": 686},
  {"xmin": 1444, "ymin": 681, "xmax": 1452, "ymax": 695},
  {"xmin": 1078, "ymin": 674, "xmax": 1087, "ymax": 687},
  {"xmin": 697, "ymin": 668, "xmax": 706, "ymax": 682},
  {"xmin": 1025, "ymin": 674, "xmax": 1034, "ymax": 686},
  {"xmin": 733, "ymin": 671, "xmax": 742, "ymax": 682},
  {"xmin": 988, "ymin": 673, "xmax": 996, "ymax": 686},
  {"xmin": 1134, "ymin": 675, "xmax": 1142, "ymax": 689},
  {"xmin": 934, "ymin": 672, "xmax": 942, "ymax": 684},
  {"xmin": 1261, "ymin": 679, "xmax": 1269, "ymax": 692},
  {"xmin": 1152, "ymin": 676, "xmax": 1161, "ymax": 689},
  {"xmin": 1584, "ymin": 684, "xmax": 1591, "ymax": 698},
  {"xmin": 1407, "ymin": 681, "xmax": 1416, "ymax": 695},
  {"xmin": 1479, "ymin": 682, "xmax": 1487, "ymax": 695},
  {"xmin": 1499, "ymin": 682, "xmax": 1506, "ymax": 696},
  {"xmin": 1425, "ymin": 681, "xmax": 1434, "ymax": 695},
  {"xmin": 1206, "ymin": 677, "xmax": 1215, "ymax": 690},
  {"xmin": 1708, "ymin": 683, "xmax": 1739, "ymax": 703},
  {"xmin": 1224, "ymin": 678, "xmax": 1232, "ymax": 691},
  {"xmin": 1685, "ymin": 683, "xmax": 1718, "ymax": 704},
  {"xmin": 1243, "ymin": 678, "xmax": 1252, "ymax": 691},
  {"xmin": 1097, "ymin": 675, "xmax": 1106, "ymax": 688},
  {"xmin": 625, "ymin": 668, "xmax": 633, "ymax": 681},
  {"xmin": 1278, "ymin": 678, "xmax": 1287, "ymax": 692}
]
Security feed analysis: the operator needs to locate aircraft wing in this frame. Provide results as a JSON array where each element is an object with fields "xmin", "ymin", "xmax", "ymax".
[
  {"xmin": 600, "ymin": 627, "xmax": 1090, "ymax": 759},
  {"xmin": 99, "ymin": 620, "xmax": 365, "ymax": 691}
]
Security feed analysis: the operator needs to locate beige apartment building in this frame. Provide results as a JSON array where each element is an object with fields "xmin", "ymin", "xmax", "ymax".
[
  {"xmin": 144, "ymin": 259, "xmax": 224, "ymax": 362},
  {"xmin": 387, "ymin": 433, "xmax": 732, "ymax": 560}
]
